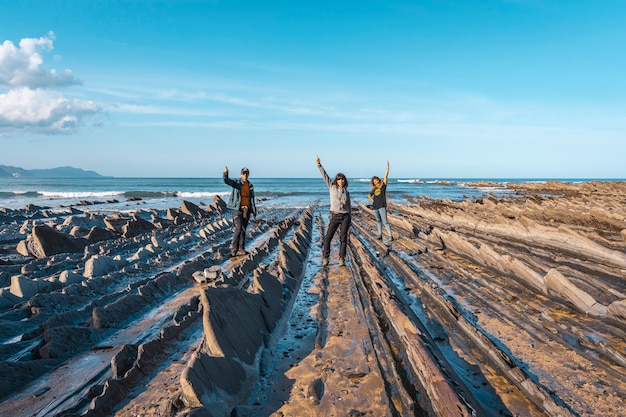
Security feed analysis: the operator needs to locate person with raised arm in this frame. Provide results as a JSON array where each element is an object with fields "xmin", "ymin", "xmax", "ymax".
[
  {"xmin": 223, "ymin": 166, "xmax": 257, "ymax": 258},
  {"xmin": 368, "ymin": 160, "xmax": 393, "ymax": 242},
  {"xmin": 316, "ymin": 154, "xmax": 351, "ymax": 267}
]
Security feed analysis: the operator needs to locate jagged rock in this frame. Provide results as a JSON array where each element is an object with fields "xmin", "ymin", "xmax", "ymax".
[
  {"xmin": 63, "ymin": 215, "xmax": 104, "ymax": 229},
  {"xmin": 168, "ymin": 232, "xmax": 192, "ymax": 246},
  {"xmin": 607, "ymin": 299, "xmax": 626, "ymax": 320},
  {"xmin": 10, "ymin": 274, "xmax": 49, "ymax": 299},
  {"xmin": 69, "ymin": 225, "xmax": 90, "ymax": 238},
  {"xmin": 144, "ymin": 243, "xmax": 159, "ymax": 254},
  {"xmin": 128, "ymin": 247, "xmax": 152, "ymax": 261},
  {"xmin": 104, "ymin": 217, "xmax": 129, "ymax": 233},
  {"xmin": 58, "ymin": 270, "xmax": 85, "ymax": 284},
  {"xmin": 15, "ymin": 240, "xmax": 31, "ymax": 257},
  {"xmin": 150, "ymin": 234, "xmax": 165, "ymax": 248},
  {"xmin": 544, "ymin": 269, "xmax": 607, "ymax": 317},
  {"xmin": 213, "ymin": 195, "xmax": 227, "ymax": 211},
  {"xmin": 180, "ymin": 351, "xmax": 248, "ymax": 413},
  {"xmin": 19, "ymin": 220, "xmax": 32, "ymax": 235},
  {"xmin": 23, "ymin": 204, "xmax": 45, "ymax": 213},
  {"xmin": 199, "ymin": 286, "xmax": 267, "ymax": 364},
  {"xmin": 0, "ymin": 360, "xmax": 64, "ymax": 401},
  {"xmin": 198, "ymin": 228, "xmax": 211, "ymax": 239},
  {"xmin": 277, "ymin": 241, "xmax": 304, "ymax": 280},
  {"xmin": 86, "ymin": 226, "xmax": 119, "ymax": 243},
  {"xmin": 84, "ymin": 254, "xmax": 120, "ymax": 278},
  {"xmin": 166, "ymin": 208, "xmax": 192, "ymax": 224},
  {"xmin": 0, "ymin": 271, "xmax": 9, "ymax": 287},
  {"xmin": 92, "ymin": 294, "xmax": 148, "ymax": 328},
  {"xmin": 415, "ymin": 202, "xmax": 626, "ymax": 269},
  {"xmin": 166, "ymin": 208, "xmax": 181, "ymax": 221},
  {"xmin": 440, "ymin": 230, "xmax": 481, "ymax": 260},
  {"xmin": 502, "ymin": 255, "xmax": 546, "ymax": 293},
  {"xmin": 39, "ymin": 326, "xmax": 101, "ymax": 359},
  {"xmin": 121, "ymin": 215, "xmax": 156, "ymax": 238},
  {"xmin": 0, "ymin": 288, "xmax": 20, "ymax": 309},
  {"xmin": 248, "ymin": 268, "xmax": 284, "ymax": 330},
  {"xmin": 16, "ymin": 224, "xmax": 88, "ymax": 259},
  {"xmin": 181, "ymin": 200, "xmax": 210, "ymax": 218},
  {"xmin": 111, "ymin": 344, "xmax": 138, "ymax": 379},
  {"xmin": 151, "ymin": 214, "xmax": 174, "ymax": 229},
  {"xmin": 177, "ymin": 260, "xmax": 211, "ymax": 282},
  {"xmin": 425, "ymin": 228, "xmax": 445, "ymax": 250}
]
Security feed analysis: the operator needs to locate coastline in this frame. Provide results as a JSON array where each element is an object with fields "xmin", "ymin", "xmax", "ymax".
[
  {"xmin": 2, "ymin": 176, "xmax": 624, "ymax": 212},
  {"xmin": 0, "ymin": 180, "xmax": 625, "ymax": 416}
]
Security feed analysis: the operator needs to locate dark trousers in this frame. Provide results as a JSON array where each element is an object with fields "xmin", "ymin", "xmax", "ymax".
[
  {"xmin": 322, "ymin": 212, "xmax": 351, "ymax": 260},
  {"xmin": 231, "ymin": 209, "xmax": 250, "ymax": 253}
]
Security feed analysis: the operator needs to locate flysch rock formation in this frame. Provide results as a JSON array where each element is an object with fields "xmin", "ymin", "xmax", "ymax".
[{"xmin": 0, "ymin": 182, "xmax": 625, "ymax": 417}]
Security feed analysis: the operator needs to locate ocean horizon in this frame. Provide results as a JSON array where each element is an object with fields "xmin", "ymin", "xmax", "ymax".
[{"xmin": 1, "ymin": 176, "xmax": 622, "ymax": 212}]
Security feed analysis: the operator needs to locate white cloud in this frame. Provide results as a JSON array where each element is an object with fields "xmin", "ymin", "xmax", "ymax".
[
  {"xmin": 0, "ymin": 32, "xmax": 79, "ymax": 88},
  {"xmin": 0, "ymin": 87, "xmax": 99, "ymax": 135},
  {"xmin": 0, "ymin": 33, "xmax": 101, "ymax": 136}
]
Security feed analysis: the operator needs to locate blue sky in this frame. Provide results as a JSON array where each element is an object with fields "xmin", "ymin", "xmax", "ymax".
[{"xmin": 1, "ymin": 0, "xmax": 625, "ymax": 178}]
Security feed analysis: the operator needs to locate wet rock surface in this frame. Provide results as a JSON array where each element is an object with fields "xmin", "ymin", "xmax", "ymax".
[{"xmin": 0, "ymin": 184, "xmax": 625, "ymax": 416}]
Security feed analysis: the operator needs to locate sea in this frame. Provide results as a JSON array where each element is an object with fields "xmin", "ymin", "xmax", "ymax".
[{"xmin": 0, "ymin": 177, "xmax": 597, "ymax": 213}]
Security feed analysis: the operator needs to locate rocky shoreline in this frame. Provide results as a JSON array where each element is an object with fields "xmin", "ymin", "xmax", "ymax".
[{"xmin": 0, "ymin": 180, "xmax": 625, "ymax": 416}]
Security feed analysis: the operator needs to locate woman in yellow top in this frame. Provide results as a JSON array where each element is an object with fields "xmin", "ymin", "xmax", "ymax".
[{"xmin": 368, "ymin": 161, "xmax": 393, "ymax": 241}]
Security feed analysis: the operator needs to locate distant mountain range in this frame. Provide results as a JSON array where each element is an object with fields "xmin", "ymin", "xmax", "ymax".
[{"xmin": 0, "ymin": 165, "xmax": 108, "ymax": 179}]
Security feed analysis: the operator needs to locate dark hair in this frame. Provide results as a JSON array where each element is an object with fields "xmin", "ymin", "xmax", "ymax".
[
  {"xmin": 370, "ymin": 175, "xmax": 381, "ymax": 188},
  {"xmin": 333, "ymin": 173, "xmax": 348, "ymax": 188}
]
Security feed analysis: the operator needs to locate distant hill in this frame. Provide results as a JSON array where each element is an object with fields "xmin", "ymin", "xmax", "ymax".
[{"xmin": 0, "ymin": 165, "xmax": 109, "ymax": 178}]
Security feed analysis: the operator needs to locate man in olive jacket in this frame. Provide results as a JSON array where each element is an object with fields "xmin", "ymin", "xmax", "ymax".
[{"xmin": 223, "ymin": 166, "xmax": 257, "ymax": 257}]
